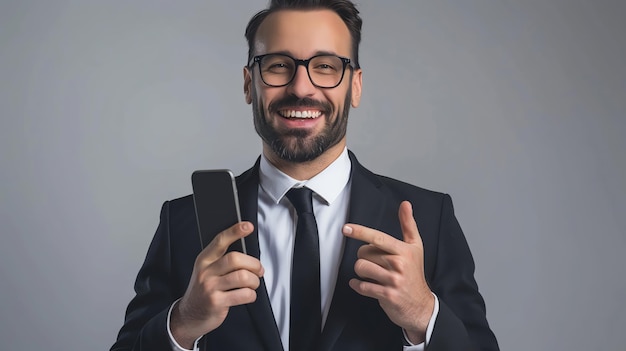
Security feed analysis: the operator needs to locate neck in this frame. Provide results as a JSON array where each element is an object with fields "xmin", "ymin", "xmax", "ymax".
[{"xmin": 262, "ymin": 140, "xmax": 346, "ymax": 181}]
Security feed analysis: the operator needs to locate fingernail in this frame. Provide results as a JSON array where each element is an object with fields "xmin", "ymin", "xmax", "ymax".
[
  {"xmin": 342, "ymin": 225, "xmax": 352, "ymax": 235},
  {"xmin": 241, "ymin": 222, "xmax": 249, "ymax": 231}
]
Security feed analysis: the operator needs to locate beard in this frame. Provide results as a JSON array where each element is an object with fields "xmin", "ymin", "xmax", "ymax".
[{"xmin": 252, "ymin": 86, "xmax": 352, "ymax": 163}]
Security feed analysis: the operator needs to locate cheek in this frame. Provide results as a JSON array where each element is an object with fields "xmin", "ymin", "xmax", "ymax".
[
  {"xmin": 252, "ymin": 86, "xmax": 269, "ymax": 107},
  {"xmin": 260, "ymin": 89, "xmax": 289, "ymax": 114},
  {"xmin": 328, "ymin": 90, "xmax": 349, "ymax": 111}
]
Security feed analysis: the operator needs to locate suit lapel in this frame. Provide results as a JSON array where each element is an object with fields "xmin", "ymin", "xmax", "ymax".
[
  {"xmin": 319, "ymin": 152, "xmax": 388, "ymax": 351},
  {"xmin": 236, "ymin": 160, "xmax": 284, "ymax": 351}
]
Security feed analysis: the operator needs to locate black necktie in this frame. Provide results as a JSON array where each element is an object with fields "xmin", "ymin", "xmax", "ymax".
[{"xmin": 286, "ymin": 187, "xmax": 321, "ymax": 351}]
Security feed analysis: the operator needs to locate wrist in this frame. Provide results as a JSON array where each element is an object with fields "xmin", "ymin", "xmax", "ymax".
[
  {"xmin": 170, "ymin": 301, "xmax": 202, "ymax": 349},
  {"xmin": 404, "ymin": 329, "xmax": 426, "ymax": 345},
  {"xmin": 405, "ymin": 292, "xmax": 435, "ymax": 344}
]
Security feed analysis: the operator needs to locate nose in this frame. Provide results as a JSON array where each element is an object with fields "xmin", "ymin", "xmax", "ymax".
[{"xmin": 286, "ymin": 65, "xmax": 317, "ymax": 98}]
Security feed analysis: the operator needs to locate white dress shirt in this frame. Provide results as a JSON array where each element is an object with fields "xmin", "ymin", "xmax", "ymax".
[{"xmin": 168, "ymin": 147, "xmax": 437, "ymax": 350}]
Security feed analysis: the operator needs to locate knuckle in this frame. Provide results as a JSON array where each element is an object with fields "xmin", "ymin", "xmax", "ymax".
[
  {"xmin": 232, "ymin": 289, "xmax": 256, "ymax": 306},
  {"xmin": 206, "ymin": 291, "xmax": 221, "ymax": 308},
  {"xmin": 381, "ymin": 288, "xmax": 396, "ymax": 301},
  {"xmin": 244, "ymin": 288, "xmax": 257, "ymax": 301},
  {"xmin": 234, "ymin": 269, "xmax": 248, "ymax": 284},
  {"xmin": 387, "ymin": 256, "xmax": 404, "ymax": 271},
  {"xmin": 358, "ymin": 244, "xmax": 375, "ymax": 258},
  {"xmin": 356, "ymin": 248, "xmax": 366, "ymax": 260},
  {"xmin": 388, "ymin": 272, "xmax": 402, "ymax": 287},
  {"xmin": 356, "ymin": 245, "xmax": 366, "ymax": 258},
  {"xmin": 254, "ymin": 260, "xmax": 264, "ymax": 274},
  {"xmin": 224, "ymin": 252, "xmax": 240, "ymax": 267},
  {"xmin": 356, "ymin": 280, "xmax": 368, "ymax": 292},
  {"xmin": 373, "ymin": 235, "xmax": 386, "ymax": 246},
  {"xmin": 231, "ymin": 269, "xmax": 258, "ymax": 288},
  {"xmin": 194, "ymin": 253, "xmax": 211, "ymax": 268},
  {"xmin": 354, "ymin": 259, "xmax": 367, "ymax": 274},
  {"xmin": 201, "ymin": 277, "xmax": 217, "ymax": 293},
  {"xmin": 224, "ymin": 270, "xmax": 239, "ymax": 286},
  {"xmin": 209, "ymin": 233, "xmax": 227, "ymax": 251}
]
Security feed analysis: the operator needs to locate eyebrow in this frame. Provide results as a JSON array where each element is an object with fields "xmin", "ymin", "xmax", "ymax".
[{"xmin": 267, "ymin": 50, "xmax": 343, "ymax": 59}]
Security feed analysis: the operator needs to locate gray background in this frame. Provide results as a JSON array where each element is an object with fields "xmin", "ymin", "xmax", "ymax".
[{"xmin": 1, "ymin": 0, "xmax": 624, "ymax": 350}]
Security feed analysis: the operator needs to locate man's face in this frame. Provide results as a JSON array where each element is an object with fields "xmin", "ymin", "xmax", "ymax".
[{"xmin": 244, "ymin": 9, "xmax": 362, "ymax": 163}]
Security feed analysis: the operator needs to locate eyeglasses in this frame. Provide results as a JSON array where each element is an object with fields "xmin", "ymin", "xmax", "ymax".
[{"xmin": 249, "ymin": 53, "xmax": 353, "ymax": 89}]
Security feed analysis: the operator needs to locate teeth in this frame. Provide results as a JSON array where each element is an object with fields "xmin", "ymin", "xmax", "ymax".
[{"xmin": 280, "ymin": 110, "xmax": 322, "ymax": 118}]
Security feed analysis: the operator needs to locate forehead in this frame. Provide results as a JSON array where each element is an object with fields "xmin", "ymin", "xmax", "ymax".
[{"xmin": 254, "ymin": 9, "xmax": 352, "ymax": 58}]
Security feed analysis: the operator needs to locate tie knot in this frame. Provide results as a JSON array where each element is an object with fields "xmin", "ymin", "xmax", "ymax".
[{"xmin": 286, "ymin": 187, "xmax": 314, "ymax": 214}]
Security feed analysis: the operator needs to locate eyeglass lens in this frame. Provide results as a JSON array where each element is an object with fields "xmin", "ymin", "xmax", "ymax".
[{"xmin": 259, "ymin": 54, "xmax": 346, "ymax": 88}]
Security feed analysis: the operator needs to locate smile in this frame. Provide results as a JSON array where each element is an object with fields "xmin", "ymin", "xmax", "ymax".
[{"xmin": 278, "ymin": 110, "xmax": 322, "ymax": 119}]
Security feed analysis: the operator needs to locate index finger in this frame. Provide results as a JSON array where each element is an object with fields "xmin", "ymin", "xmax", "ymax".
[
  {"xmin": 200, "ymin": 221, "xmax": 254, "ymax": 264},
  {"xmin": 342, "ymin": 223, "xmax": 402, "ymax": 255}
]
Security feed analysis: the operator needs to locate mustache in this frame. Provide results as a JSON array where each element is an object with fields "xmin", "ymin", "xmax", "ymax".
[{"xmin": 268, "ymin": 95, "xmax": 332, "ymax": 115}]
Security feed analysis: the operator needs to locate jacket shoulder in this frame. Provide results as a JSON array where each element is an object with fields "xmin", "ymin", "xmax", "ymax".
[
  {"xmin": 349, "ymin": 150, "xmax": 449, "ymax": 206},
  {"xmin": 376, "ymin": 174, "xmax": 445, "ymax": 199},
  {"xmin": 167, "ymin": 193, "xmax": 194, "ymax": 212},
  {"xmin": 359, "ymin": 164, "xmax": 450, "ymax": 210}
]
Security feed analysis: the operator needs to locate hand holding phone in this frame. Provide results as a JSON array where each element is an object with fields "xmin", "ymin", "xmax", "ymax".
[
  {"xmin": 172, "ymin": 170, "xmax": 258, "ymax": 347},
  {"xmin": 192, "ymin": 169, "xmax": 247, "ymax": 254},
  {"xmin": 170, "ymin": 220, "xmax": 261, "ymax": 347}
]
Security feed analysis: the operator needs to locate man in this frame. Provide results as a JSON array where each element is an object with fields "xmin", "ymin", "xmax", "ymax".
[{"xmin": 111, "ymin": 0, "xmax": 499, "ymax": 350}]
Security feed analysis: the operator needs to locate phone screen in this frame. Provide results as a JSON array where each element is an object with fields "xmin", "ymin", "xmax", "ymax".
[{"xmin": 191, "ymin": 170, "xmax": 246, "ymax": 254}]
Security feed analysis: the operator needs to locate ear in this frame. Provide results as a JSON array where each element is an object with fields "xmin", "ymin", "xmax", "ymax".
[
  {"xmin": 350, "ymin": 68, "xmax": 362, "ymax": 108},
  {"xmin": 243, "ymin": 66, "xmax": 252, "ymax": 104}
]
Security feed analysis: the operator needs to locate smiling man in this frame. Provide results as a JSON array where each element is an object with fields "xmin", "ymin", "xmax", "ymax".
[
  {"xmin": 111, "ymin": 1, "xmax": 499, "ymax": 350},
  {"xmin": 247, "ymin": 8, "xmax": 358, "ymax": 172}
]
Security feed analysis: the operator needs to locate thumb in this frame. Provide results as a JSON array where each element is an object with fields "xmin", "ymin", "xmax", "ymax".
[{"xmin": 398, "ymin": 201, "xmax": 422, "ymax": 245}]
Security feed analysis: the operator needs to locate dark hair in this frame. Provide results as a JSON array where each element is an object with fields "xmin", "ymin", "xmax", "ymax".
[{"xmin": 245, "ymin": 0, "xmax": 362, "ymax": 69}]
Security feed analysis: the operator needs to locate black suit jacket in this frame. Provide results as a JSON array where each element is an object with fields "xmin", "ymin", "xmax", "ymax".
[{"xmin": 111, "ymin": 152, "xmax": 499, "ymax": 350}]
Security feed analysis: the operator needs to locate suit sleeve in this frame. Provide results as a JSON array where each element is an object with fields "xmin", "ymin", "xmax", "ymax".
[
  {"xmin": 427, "ymin": 194, "xmax": 499, "ymax": 351},
  {"xmin": 110, "ymin": 201, "xmax": 178, "ymax": 351}
]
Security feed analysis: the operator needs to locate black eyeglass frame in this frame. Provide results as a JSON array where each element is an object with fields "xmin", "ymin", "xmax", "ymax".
[{"xmin": 249, "ymin": 53, "xmax": 354, "ymax": 89}]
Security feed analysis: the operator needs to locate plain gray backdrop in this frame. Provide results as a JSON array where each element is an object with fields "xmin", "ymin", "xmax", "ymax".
[{"xmin": 1, "ymin": 1, "xmax": 624, "ymax": 350}]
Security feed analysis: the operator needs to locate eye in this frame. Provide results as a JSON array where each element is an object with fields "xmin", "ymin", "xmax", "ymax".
[
  {"xmin": 312, "ymin": 63, "xmax": 338, "ymax": 75},
  {"xmin": 268, "ymin": 62, "xmax": 287, "ymax": 70},
  {"xmin": 317, "ymin": 63, "xmax": 336, "ymax": 70},
  {"xmin": 310, "ymin": 56, "xmax": 343, "ymax": 75},
  {"xmin": 261, "ymin": 56, "xmax": 294, "ymax": 74}
]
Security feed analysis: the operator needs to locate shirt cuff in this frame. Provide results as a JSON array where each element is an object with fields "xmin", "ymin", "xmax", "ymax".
[
  {"xmin": 167, "ymin": 299, "xmax": 202, "ymax": 351},
  {"xmin": 402, "ymin": 293, "xmax": 440, "ymax": 351}
]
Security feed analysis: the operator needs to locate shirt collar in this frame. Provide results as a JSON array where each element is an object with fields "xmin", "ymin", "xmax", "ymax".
[{"xmin": 259, "ymin": 147, "xmax": 352, "ymax": 205}]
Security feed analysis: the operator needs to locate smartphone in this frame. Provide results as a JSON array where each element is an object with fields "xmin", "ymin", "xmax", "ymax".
[{"xmin": 191, "ymin": 169, "xmax": 247, "ymax": 254}]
